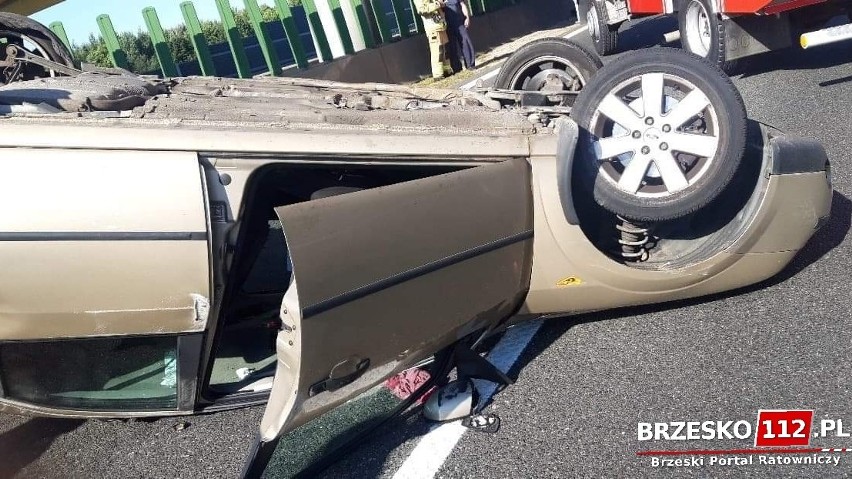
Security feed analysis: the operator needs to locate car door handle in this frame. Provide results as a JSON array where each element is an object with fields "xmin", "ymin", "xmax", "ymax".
[{"xmin": 309, "ymin": 357, "xmax": 370, "ymax": 396}]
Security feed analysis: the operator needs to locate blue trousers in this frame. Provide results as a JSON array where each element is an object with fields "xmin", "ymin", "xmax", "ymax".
[{"xmin": 446, "ymin": 18, "xmax": 475, "ymax": 72}]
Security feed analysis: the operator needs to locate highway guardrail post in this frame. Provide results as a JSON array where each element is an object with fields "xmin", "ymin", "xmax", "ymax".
[
  {"xmin": 142, "ymin": 7, "xmax": 180, "ymax": 77},
  {"xmin": 244, "ymin": 0, "xmax": 283, "ymax": 76},
  {"xmin": 273, "ymin": 0, "xmax": 310, "ymax": 68},
  {"xmin": 328, "ymin": 0, "xmax": 355, "ymax": 54},
  {"xmin": 96, "ymin": 14, "xmax": 130, "ymax": 69},
  {"xmin": 301, "ymin": 0, "xmax": 333, "ymax": 61},
  {"xmin": 180, "ymin": 1, "xmax": 217, "ymax": 76},
  {"xmin": 48, "ymin": 21, "xmax": 71, "ymax": 51},
  {"xmin": 347, "ymin": 0, "xmax": 377, "ymax": 48},
  {"xmin": 370, "ymin": 0, "xmax": 394, "ymax": 43},
  {"xmin": 214, "ymin": 0, "xmax": 252, "ymax": 78},
  {"xmin": 389, "ymin": 0, "xmax": 412, "ymax": 38},
  {"xmin": 408, "ymin": 0, "xmax": 424, "ymax": 33}
]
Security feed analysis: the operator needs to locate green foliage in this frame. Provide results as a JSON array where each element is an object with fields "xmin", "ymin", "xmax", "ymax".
[
  {"xmin": 233, "ymin": 5, "xmax": 281, "ymax": 36},
  {"xmin": 260, "ymin": 4, "xmax": 281, "ymax": 21},
  {"xmin": 65, "ymin": 5, "xmax": 287, "ymax": 74},
  {"xmin": 119, "ymin": 30, "xmax": 159, "ymax": 73},
  {"xmin": 71, "ymin": 33, "xmax": 111, "ymax": 68},
  {"xmin": 232, "ymin": 8, "xmax": 255, "ymax": 37},
  {"xmin": 164, "ymin": 25, "xmax": 195, "ymax": 66},
  {"xmin": 200, "ymin": 19, "xmax": 227, "ymax": 45}
]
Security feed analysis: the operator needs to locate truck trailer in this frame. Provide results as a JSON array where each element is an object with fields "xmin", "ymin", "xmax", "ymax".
[{"xmin": 582, "ymin": 0, "xmax": 852, "ymax": 71}]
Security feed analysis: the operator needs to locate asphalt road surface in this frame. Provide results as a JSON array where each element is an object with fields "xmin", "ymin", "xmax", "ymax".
[{"xmin": 2, "ymin": 16, "xmax": 852, "ymax": 479}]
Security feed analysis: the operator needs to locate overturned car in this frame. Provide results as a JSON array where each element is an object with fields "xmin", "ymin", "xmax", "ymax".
[{"xmin": 0, "ymin": 16, "xmax": 833, "ymax": 478}]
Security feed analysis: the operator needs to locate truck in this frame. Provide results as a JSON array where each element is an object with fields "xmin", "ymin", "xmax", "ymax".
[{"xmin": 581, "ymin": 0, "xmax": 852, "ymax": 70}]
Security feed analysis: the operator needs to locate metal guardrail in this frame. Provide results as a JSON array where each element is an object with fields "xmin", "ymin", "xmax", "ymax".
[{"xmin": 46, "ymin": 0, "xmax": 511, "ymax": 78}]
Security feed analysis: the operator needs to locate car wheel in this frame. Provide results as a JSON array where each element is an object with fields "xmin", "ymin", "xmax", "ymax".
[
  {"xmin": 586, "ymin": 0, "xmax": 619, "ymax": 56},
  {"xmin": 678, "ymin": 0, "xmax": 737, "ymax": 73},
  {"xmin": 0, "ymin": 12, "xmax": 74, "ymax": 83},
  {"xmin": 571, "ymin": 47, "xmax": 747, "ymax": 222},
  {"xmin": 494, "ymin": 38, "xmax": 602, "ymax": 106}
]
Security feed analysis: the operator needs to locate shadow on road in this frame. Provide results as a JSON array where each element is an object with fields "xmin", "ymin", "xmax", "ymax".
[
  {"xmin": 738, "ymin": 45, "xmax": 852, "ymax": 79},
  {"xmin": 615, "ymin": 16, "xmax": 679, "ymax": 53},
  {"xmin": 0, "ymin": 417, "xmax": 84, "ymax": 478},
  {"xmin": 820, "ymin": 74, "xmax": 852, "ymax": 88}
]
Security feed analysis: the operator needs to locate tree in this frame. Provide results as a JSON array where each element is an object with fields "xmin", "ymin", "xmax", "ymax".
[
  {"xmin": 119, "ymin": 30, "xmax": 158, "ymax": 73},
  {"xmin": 200, "ymin": 19, "xmax": 227, "ymax": 45},
  {"xmin": 71, "ymin": 33, "xmax": 111, "ymax": 68},
  {"xmin": 233, "ymin": 5, "xmax": 281, "ymax": 37},
  {"xmin": 261, "ymin": 4, "xmax": 281, "ymax": 22},
  {"xmin": 164, "ymin": 25, "xmax": 195, "ymax": 65},
  {"xmin": 233, "ymin": 9, "xmax": 255, "ymax": 37}
]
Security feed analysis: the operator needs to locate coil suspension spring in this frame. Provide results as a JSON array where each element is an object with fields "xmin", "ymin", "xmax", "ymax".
[{"xmin": 616, "ymin": 216, "xmax": 653, "ymax": 261}]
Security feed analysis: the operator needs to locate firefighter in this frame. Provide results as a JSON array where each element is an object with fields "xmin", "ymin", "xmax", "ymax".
[{"xmin": 414, "ymin": 0, "xmax": 452, "ymax": 79}]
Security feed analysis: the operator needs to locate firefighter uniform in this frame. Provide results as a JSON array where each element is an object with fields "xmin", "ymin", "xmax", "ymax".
[{"xmin": 414, "ymin": 0, "xmax": 451, "ymax": 79}]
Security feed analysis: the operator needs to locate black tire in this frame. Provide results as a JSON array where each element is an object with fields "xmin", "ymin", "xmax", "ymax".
[
  {"xmin": 572, "ymin": 47, "xmax": 747, "ymax": 222},
  {"xmin": 587, "ymin": 0, "xmax": 619, "ymax": 56},
  {"xmin": 0, "ymin": 12, "xmax": 74, "ymax": 82},
  {"xmin": 677, "ymin": 0, "xmax": 738, "ymax": 73},
  {"xmin": 494, "ymin": 38, "xmax": 602, "ymax": 106}
]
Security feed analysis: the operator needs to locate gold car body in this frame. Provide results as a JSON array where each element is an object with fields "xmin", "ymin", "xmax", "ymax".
[{"xmin": 0, "ymin": 77, "xmax": 831, "ymax": 426}]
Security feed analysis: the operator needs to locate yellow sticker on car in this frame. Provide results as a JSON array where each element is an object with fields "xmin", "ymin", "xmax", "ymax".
[{"xmin": 556, "ymin": 276, "xmax": 583, "ymax": 286}]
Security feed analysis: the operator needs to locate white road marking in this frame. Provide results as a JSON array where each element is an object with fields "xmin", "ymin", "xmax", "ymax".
[
  {"xmin": 391, "ymin": 319, "xmax": 544, "ymax": 479},
  {"xmin": 459, "ymin": 23, "xmax": 588, "ymax": 91},
  {"xmin": 564, "ymin": 22, "xmax": 589, "ymax": 40},
  {"xmin": 459, "ymin": 68, "xmax": 500, "ymax": 91}
]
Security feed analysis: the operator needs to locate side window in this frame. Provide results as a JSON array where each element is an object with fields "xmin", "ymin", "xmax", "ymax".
[{"xmin": 0, "ymin": 336, "xmax": 179, "ymax": 411}]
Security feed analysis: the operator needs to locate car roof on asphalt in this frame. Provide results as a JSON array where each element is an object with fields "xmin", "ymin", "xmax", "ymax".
[{"xmin": 0, "ymin": 74, "xmax": 537, "ymax": 137}]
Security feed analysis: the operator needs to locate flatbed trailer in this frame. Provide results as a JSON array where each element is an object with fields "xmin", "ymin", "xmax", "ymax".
[{"xmin": 582, "ymin": 0, "xmax": 852, "ymax": 70}]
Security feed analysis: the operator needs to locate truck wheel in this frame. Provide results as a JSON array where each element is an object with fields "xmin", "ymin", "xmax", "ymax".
[
  {"xmin": 0, "ymin": 12, "xmax": 74, "ymax": 83},
  {"xmin": 587, "ymin": 0, "xmax": 619, "ymax": 56},
  {"xmin": 678, "ymin": 0, "xmax": 737, "ymax": 73},
  {"xmin": 571, "ymin": 48, "xmax": 747, "ymax": 222},
  {"xmin": 494, "ymin": 38, "xmax": 602, "ymax": 106}
]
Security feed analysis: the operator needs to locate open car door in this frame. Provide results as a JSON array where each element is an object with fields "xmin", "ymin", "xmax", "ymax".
[{"xmin": 242, "ymin": 158, "xmax": 534, "ymax": 477}]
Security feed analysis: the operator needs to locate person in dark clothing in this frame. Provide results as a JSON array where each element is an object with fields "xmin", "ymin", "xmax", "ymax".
[{"xmin": 443, "ymin": 0, "xmax": 475, "ymax": 72}]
